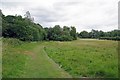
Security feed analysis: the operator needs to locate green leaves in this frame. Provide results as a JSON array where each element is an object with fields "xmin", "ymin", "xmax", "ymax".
[
  {"xmin": 78, "ymin": 29, "xmax": 120, "ymax": 41},
  {"xmin": 2, "ymin": 15, "xmax": 45, "ymax": 41},
  {"xmin": 45, "ymin": 25, "xmax": 77, "ymax": 41},
  {"xmin": 2, "ymin": 12, "xmax": 77, "ymax": 41}
]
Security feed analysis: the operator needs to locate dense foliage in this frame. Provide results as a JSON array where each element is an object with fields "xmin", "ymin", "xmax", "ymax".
[
  {"xmin": 1, "ymin": 10, "xmax": 120, "ymax": 41},
  {"xmin": 44, "ymin": 25, "xmax": 77, "ymax": 41},
  {"xmin": 78, "ymin": 29, "xmax": 120, "ymax": 40},
  {"xmin": 2, "ymin": 11, "xmax": 77, "ymax": 41},
  {"xmin": 2, "ymin": 14, "xmax": 46, "ymax": 41}
]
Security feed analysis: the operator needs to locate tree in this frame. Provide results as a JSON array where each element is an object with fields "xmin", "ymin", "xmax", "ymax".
[
  {"xmin": 44, "ymin": 26, "xmax": 77, "ymax": 41},
  {"xmin": 2, "ymin": 11, "xmax": 78, "ymax": 41},
  {"xmin": 70, "ymin": 26, "xmax": 77, "ymax": 40},
  {"xmin": 0, "ymin": 10, "xmax": 3, "ymax": 37},
  {"xmin": 2, "ymin": 14, "xmax": 45, "ymax": 41},
  {"xmin": 79, "ymin": 31, "xmax": 89, "ymax": 38},
  {"xmin": 24, "ymin": 11, "xmax": 34, "ymax": 22},
  {"xmin": 90, "ymin": 29, "xmax": 99, "ymax": 38},
  {"xmin": 63, "ymin": 26, "xmax": 70, "ymax": 36},
  {"xmin": 99, "ymin": 30, "xmax": 105, "ymax": 37},
  {"xmin": 50, "ymin": 25, "xmax": 62, "ymax": 40}
]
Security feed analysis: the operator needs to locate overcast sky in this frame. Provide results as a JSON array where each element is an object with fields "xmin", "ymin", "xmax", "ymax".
[{"xmin": 0, "ymin": 0, "xmax": 119, "ymax": 32}]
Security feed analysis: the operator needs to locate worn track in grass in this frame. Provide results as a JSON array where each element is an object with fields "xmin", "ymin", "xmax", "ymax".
[{"xmin": 21, "ymin": 43, "xmax": 71, "ymax": 78}]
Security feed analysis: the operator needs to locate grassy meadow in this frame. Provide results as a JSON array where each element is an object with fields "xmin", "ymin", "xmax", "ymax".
[
  {"xmin": 0, "ymin": 38, "xmax": 2, "ymax": 78},
  {"xmin": 45, "ymin": 39, "xmax": 118, "ymax": 78},
  {"xmin": 2, "ymin": 38, "xmax": 118, "ymax": 78}
]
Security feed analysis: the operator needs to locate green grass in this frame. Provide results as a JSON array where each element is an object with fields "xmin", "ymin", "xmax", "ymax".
[
  {"xmin": 2, "ymin": 38, "xmax": 118, "ymax": 78},
  {"xmin": 2, "ymin": 38, "xmax": 26, "ymax": 77},
  {"xmin": 2, "ymin": 39, "xmax": 71, "ymax": 78},
  {"xmin": 44, "ymin": 39, "xmax": 118, "ymax": 78},
  {"xmin": 20, "ymin": 42, "xmax": 71, "ymax": 78},
  {"xmin": 0, "ymin": 38, "xmax": 2, "ymax": 79}
]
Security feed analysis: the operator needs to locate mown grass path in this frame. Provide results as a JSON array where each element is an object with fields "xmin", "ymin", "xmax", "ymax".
[{"xmin": 21, "ymin": 43, "xmax": 71, "ymax": 78}]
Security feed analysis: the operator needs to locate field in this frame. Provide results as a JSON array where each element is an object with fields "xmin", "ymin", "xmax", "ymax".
[
  {"xmin": 2, "ymin": 38, "xmax": 118, "ymax": 78},
  {"xmin": 0, "ymin": 38, "xmax": 2, "ymax": 79}
]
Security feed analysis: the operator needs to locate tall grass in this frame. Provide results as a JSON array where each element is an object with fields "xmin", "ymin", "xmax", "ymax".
[
  {"xmin": 2, "ymin": 38, "xmax": 27, "ymax": 78},
  {"xmin": 44, "ymin": 40, "xmax": 118, "ymax": 78},
  {"xmin": 2, "ymin": 38, "xmax": 118, "ymax": 78}
]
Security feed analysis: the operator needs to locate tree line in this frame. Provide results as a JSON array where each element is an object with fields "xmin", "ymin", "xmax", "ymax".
[
  {"xmin": 2, "ymin": 11, "xmax": 77, "ymax": 41},
  {"xmin": 1, "ymin": 10, "xmax": 120, "ymax": 41},
  {"xmin": 78, "ymin": 29, "xmax": 120, "ymax": 40}
]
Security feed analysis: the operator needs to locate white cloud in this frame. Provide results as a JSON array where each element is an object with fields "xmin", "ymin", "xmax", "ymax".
[{"xmin": 0, "ymin": 0, "xmax": 119, "ymax": 32}]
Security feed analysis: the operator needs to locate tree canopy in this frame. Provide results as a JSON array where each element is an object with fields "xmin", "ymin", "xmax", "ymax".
[
  {"xmin": 78, "ymin": 29, "xmax": 120, "ymax": 41},
  {"xmin": 2, "ymin": 11, "xmax": 77, "ymax": 41},
  {"xmin": 1, "ymin": 11, "xmax": 120, "ymax": 41}
]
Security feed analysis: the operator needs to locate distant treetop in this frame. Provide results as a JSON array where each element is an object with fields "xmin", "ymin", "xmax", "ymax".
[{"xmin": 24, "ymin": 11, "xmax": 34, "ymax": 22}]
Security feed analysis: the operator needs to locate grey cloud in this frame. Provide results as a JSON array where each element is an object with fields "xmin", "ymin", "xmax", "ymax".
[
  {"xmin": 2, "ymin": 2, "xmax": 24, "ymax": 6},
  {"xmin": 53, "ymin": 1, "xmax": 81, "ymax": 11},
  {"xmin": 1, "ymin": 0, "xmax": 119, "ymax": 32},
  {"xmin": 1, "ymin": 1, "xmax": 28, "ymax": 8},
  {"xmin": 29, "ymin": 7, "xmax": 68, "ymax": 23},
  {"xmin": 54, "ymin": 1, "xmax": 81, "ymax": 7}
]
